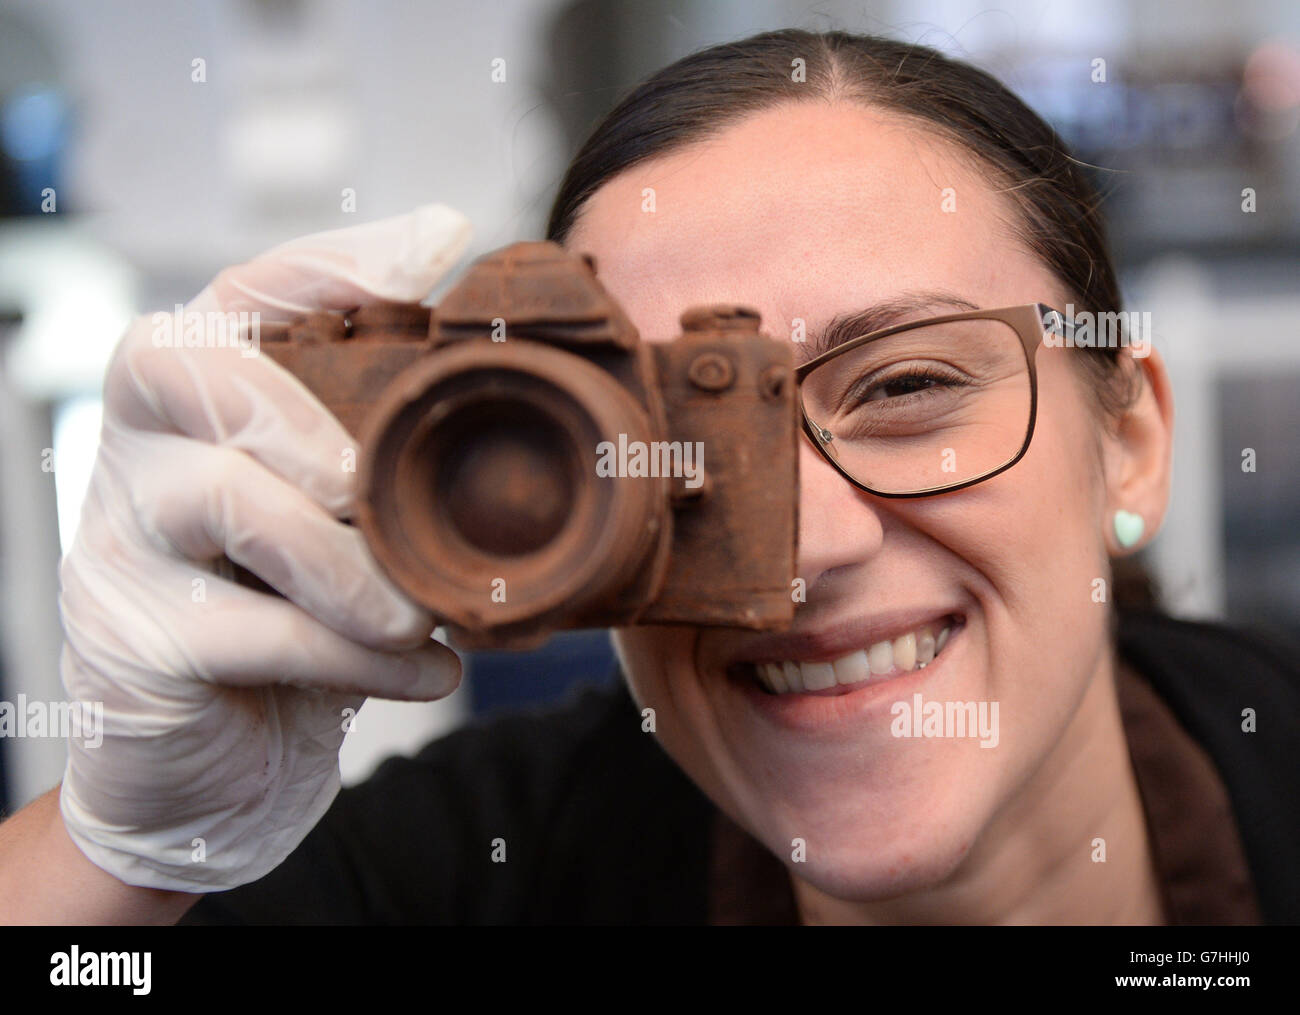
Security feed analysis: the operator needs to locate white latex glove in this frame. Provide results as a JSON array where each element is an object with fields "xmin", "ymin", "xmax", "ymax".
[{"xmin": 58, "ymin": 205, "xmax": 472, "ymax": 892}]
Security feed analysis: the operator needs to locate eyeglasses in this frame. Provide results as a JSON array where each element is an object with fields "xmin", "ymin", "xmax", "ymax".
[{"xmin": 794, "ymin": 304, "xmax": 1071, "ymax": 497}]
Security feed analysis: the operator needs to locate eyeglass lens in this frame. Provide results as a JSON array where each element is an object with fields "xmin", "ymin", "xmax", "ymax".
[{"xmin": 800, "ymin": 317, "xmax": 1032, "ymax": 494}]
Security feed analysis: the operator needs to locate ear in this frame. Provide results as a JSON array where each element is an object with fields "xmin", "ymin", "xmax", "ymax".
[{"xmin": 1101, "ymin": 347, "xmax": 1175, "ymax": 556}]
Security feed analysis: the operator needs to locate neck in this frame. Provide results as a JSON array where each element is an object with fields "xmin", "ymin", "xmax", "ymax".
[{"xmin": 791, "ymin": 649, "xmax": 1167, "ymax": 925}]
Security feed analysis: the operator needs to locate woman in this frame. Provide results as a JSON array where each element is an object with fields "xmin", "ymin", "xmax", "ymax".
[{"xmin": 3, "ymin": 30, "xmax": 1295, "ymax": 925}]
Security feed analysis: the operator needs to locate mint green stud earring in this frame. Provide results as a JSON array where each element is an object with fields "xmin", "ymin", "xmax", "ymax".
[{"xmin": 1113, "ymin": 510, "xmax": 1144, "ymax": 549}]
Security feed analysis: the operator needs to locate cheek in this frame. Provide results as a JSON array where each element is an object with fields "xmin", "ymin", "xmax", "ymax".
[
  {"xmin": 612, "ymin": 625, "xmax": 748, "ymax": 810},
  {"xmin": 612, "ymin": 626, "xmax": 697, "ymax": 731},
  {"xmin": 1012, "ymin": 351, "xmax": 1111, "ymax": 584},
  {"xmin": 611, "ymin": 627, "xmax": 663, "ymax": 711},
  {"xmin": 920, "ymin": 352, "xmax": 1113, "ymax": 747},
  {"xmin": 909, "ymin": 349, "xmax": 1109, "ymax": 615}
]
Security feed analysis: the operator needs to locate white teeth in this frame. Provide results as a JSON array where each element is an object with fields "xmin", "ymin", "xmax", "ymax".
[
  {"xmin": 802, "ymin": 662, "xmax": 837, "ymax": 691},
  {"xmin": 758, "ymin": 662, "xmax": 784, "ymax": 693},
  {"xmin": 832, "ymin": 650, "xmax": 869, "ymax": 686},
  {"xmin": 752, "ymin": 619, "xmax": 957, "ymax": 695},
  {"xmin": 892, "ymin": 632, "xmax": 916, "ymax": 672}
]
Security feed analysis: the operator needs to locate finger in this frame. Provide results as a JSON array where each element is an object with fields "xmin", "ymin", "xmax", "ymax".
[
  {"xmin": 114, "ymin": 433, "xmax": 433, "ymax": 651},
  {"xmin": 102, "ymin": 204, "xmax": 472, "ymax": 515},
  {"xmin": 186, "ymin": 597, "xmax": 463, "ymax": 702},
  {"xmin": 58, "ymin": 538, "xmax": 462, "ymax": 703},
  {"xmin": 201, "ymin": 203, "xmax": 472, "ymax": 319},
  {"xmin": 102, "ymin": 344, "xmax": 363, "ymax": 517}
]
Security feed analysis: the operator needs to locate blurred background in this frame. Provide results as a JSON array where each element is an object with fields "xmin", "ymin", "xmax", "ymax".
[{"xmin": 0, "ymin": 0, "xmax": 1296, "ymax": 812}]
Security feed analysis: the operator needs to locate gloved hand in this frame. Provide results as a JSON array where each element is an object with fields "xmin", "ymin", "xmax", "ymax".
[{"xmin": 58, "ymin": 205, "xmax": 472, "ymax": 892}]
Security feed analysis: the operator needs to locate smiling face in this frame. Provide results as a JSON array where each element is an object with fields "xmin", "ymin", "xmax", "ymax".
[{"xmin": 563, "ymin": 101, "xmax": 1144, "ymax": 908}]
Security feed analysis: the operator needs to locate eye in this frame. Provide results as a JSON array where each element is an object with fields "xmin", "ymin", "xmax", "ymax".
[
  {"xmin": 863, "ymin": 371, "xmax": 943, "ymax": 401},
  {"xmin": 854, "ymin": 366, "xmax": 968, "ymax": 405}
]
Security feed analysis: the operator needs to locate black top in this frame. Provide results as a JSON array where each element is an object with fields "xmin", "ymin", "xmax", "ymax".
[{"xmin": 179, "ymin": 611, "xmax": 1300, "ymax": 925}]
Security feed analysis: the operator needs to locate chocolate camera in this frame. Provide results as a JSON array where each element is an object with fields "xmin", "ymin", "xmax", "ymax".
[{"xmin": 251, "ymin": 241, "xmax": 798, "ymax": 649}]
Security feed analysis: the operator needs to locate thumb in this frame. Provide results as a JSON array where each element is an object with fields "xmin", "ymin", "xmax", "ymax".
[{"xmin": 198, "ymin": 203, "xmax": 473, "ymax": 320}]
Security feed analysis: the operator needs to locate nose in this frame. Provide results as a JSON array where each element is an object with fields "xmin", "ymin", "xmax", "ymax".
[{"xmin": 796, "ymin": 436, "xmax": 885, "ymax": 594}]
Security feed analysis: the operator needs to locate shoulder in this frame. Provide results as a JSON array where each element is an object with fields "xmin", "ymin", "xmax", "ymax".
[
  {"xmin": 367, "ymin": 678, "xmax": 691, "ymax": 849},
  {"xmin": 183, "ymin": 677, "xmax": 714, "ymax": 924},
  {"xmin": 354, "ymin": 677, "xmax": 714, "ymax": 923},
  {"xmin": 403, "ymin": 678, "xmax": 643, "ymax": 786},
  {"xmin": 392, "ymin": 677, "xmax": 698, "ymax": 825},
  {"xmin": 1117, "ymin": 609, "xmax": 1300, "ymax": 924},
  {"xmin": 1116, "ymin": 609, "xmax": 1300, "ymax": 731},
  {"xmin": 1118, "ymin": 609, "xmax": 1299, "ymax": 679}
]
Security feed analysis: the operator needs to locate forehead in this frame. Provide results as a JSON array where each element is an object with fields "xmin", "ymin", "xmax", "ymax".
[{"xmin": 564, "ymin": 102, "xmax": 1054, "ymax": 342}]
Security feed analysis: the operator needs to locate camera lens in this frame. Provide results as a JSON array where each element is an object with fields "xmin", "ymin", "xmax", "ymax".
[
  {"xmin": 357, "ymin": 340, "xmax": 667, "ymax": 636},
  {"xmin": 432, "ymin": 400, "xmax": 575, "ymax": 557}
]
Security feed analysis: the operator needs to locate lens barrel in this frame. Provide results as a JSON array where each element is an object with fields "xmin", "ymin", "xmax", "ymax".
[{"xmin": 357, "ymin": 339, "xmax": 670, "ymax": 636}]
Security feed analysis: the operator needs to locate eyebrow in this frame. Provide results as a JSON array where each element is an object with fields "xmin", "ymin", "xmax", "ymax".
[{"xmin": 799, "ymin": 289, "xmax": 982, "ymax": 364}]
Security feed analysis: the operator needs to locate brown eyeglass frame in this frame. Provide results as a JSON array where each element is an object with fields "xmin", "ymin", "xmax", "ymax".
[{"xmin": 793, "ymin": 303, "xmax": 1071, "ymax": 498}]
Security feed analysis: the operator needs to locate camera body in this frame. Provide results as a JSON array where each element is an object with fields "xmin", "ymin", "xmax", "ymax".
[{"xmin": 252, "ymin": 241, "xmax": 798, "ymax": 649}]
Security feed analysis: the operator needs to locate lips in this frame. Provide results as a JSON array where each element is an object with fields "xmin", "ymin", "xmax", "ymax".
[{"xmin": 723, "ymin": 611, "xmax": 964, "ymax": 697}]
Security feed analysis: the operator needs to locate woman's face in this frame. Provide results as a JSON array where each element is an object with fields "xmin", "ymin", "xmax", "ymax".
[{"xmin": 564, "ymin": 102, "xmax": 1153, "ymax": 904}]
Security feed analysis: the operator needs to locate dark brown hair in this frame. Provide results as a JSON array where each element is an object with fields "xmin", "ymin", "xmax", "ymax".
[{"xmin": 545, "ymin": 29, "xmax": 1154, "ymax": 605}]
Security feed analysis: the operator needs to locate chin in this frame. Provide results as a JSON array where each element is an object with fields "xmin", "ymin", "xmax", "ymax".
[{"xmin": 779, "ymin": 819, "xmax": 979, "ymax": 903}]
